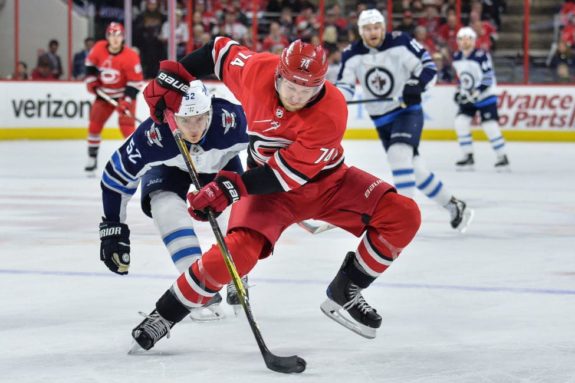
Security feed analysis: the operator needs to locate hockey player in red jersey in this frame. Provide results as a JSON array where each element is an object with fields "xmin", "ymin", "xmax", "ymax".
[
  {"xmin": 84, "ymin": 22, "xmax": 143, "ymax": 173},
  {"xmin": 130, "ymin": 37, "xmax": 421, "ymax": 351}
]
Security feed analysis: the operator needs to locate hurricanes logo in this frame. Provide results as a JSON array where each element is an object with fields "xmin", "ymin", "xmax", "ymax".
[
  {"xmin": 459, "ymin": 72, "xmax": 475, "ymax": 92},
  {"xmin": 221, "ymin": 109, "xmax": 236, "ymax": 134},
  {"xmin": 275, "ymin": 107, "xmax": 284, "ymax": 119},
  {"xmin": 365, "ymin": 67, "xmax": 394, "ymax": 98}
]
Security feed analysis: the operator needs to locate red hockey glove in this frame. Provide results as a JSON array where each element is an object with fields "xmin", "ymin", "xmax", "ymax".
[
  {"xmin": 187, "ymin": 171, "xmax": 248, "ymax": 221},
  {"xmin": 143, "ymin": 60, "xmax": 196, "ymax": 123},
  {"xmin": 116, "ymin": 97, "xmax": 133, "ymax": 116},
  {"xmin": 86, "ymin": 77, "xmax": 102, "ymax": 95}
]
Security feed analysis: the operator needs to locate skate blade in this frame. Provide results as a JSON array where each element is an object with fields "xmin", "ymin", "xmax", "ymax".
[
  {"xmin": 457, "ymin": 207, "xmax": 475, "ymax": 234},
  {"xmin": 320, "ymin": 299, "xmax": 376, "ymax": 339},
  {"xmin": 455, "ymin": 165, "xmax": 475, "ymax": 172},
  {"xmin": 128, "ymin": 340, "xmax": 145, "ymax": 355},
  {"xmin": 231, "ymin": 304, "xmax": 243, "ymax": 317},
  {"xmin": 188, "ymin": 305, "xmax": 225, "ymax": 322}
]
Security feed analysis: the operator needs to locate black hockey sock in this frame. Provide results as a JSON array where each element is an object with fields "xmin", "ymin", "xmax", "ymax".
[
  {"xmin": 156, "ymin": 289, "xmax": 190, "ymax": 323},
  {"xmin": 88, "ymin": 146, "xmax": 99, "ymax": 158}
]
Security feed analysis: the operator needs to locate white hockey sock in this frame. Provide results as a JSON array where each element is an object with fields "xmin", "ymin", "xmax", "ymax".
[
  {"xmin": 454, "ymin": 114, "xmax": 473, "ymax": 155},
  {"xmin": 414, "ymin": 155, "xmax": 452, "ymax": 207},
  {"xmin": 387, "ymin": 143, "xmax": 416, "ymax": 198},
  {"xmin": 482, "ymin": 120, "xmax": 507, "ymax": 157},
  {"xmin": 150, "ymin": 191, "xmax": 202, "ymax": 273}
]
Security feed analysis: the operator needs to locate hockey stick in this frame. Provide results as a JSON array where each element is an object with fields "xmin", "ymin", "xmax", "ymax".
[
  {"xmin": 164, "ymin": 109, "xmax": 306, "ymax": 374},
  {"xmin": 297, "ymin": 220, "xmax": 336, "ymax": 235},
  {"xmin": 95, "ymin": 88, "xmax": 144, "ymax": 124},
  {"xmin": 347, "ymin": 97, "xmax": 400, "ymax": 105}
]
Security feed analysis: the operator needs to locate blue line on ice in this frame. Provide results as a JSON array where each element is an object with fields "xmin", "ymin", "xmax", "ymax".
[{"xmin": 1, "ymin": 268, "xmax": 574, "ymax": 296}]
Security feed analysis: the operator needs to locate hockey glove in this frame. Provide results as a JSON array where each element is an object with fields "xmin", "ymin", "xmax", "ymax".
[
  {"xmin": 143, "ymin": 60, "xmax": 196, "ymax": 123},
  {"xmin": 116, "ymin": 97, "xmax": 133, "ymax": 116},
  {"xmin": 187, "ymin": 171, "xmax": 247, "ymax": 221},
  {"xmin": 99, "ymin": 220, "xmax": 131, "ymax": 275},
  {"xmin": 86, "ymin": 76, "xmax": 102, "ymax": 95},
  {"xmin": 402, "ymin": 79, "xmax": 423, "ymax": 107}
]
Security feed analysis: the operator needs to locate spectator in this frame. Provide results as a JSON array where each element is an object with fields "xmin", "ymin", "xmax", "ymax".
[
  {"xmin": 470, "ymin": 10, "xmax": 498, "ymax": 51},
  {"xmin": 415, "ymin": 25, "xmax": 437, "ymax": 54},
  {"xmin": 219, "ymin": 8, "xmax": 249, "ymax": 43},
  {"xmin": 481, "ymin": 0, "xmax": 506, "ymax": 29},
  {"xmin": 432, "ymin": 52, "xmax": 453, "ymax": 83},
  {"xmin": 417, "ymin": 4, "xmax": 442, "ymax": 34},
  {"xmin": 561, "ymin": 16, "xmax": 575, "ymax": 47},
  {"xmin": 160, "ymin": 9, "xmax": 189, "ymax": 60},
  {"xmin": 325, "ymin": 44, "xmax": 341, "ymax": 84},
  {"xmin": 262, "ymin": 21, "xmax": 290, "ymax": 52},
  {"xmin": 39, "ymin": 39, "xmax": 63, "ymax": 79},
  {"xmin": 73, "ymin": 37, "xmax": 95, "ymax": 80},
  {"xmin": 279, "ymin": 7, "xmax": 298, "ymax": 42},
  {"xmin": 8, "ymin": 61, "xmax": 29, "ymax": 80},
  {"xmin": 133, "ymin": 0, "xmax": 166, "ymax": 78},
  {"xmin": 437, "ymin": 9, "xmax": 461, "ymax": 53},
  {"xmin": 397, "ymin": 11, "xmax": 416, "ymax": 36},
  {"xmin": 31, "ymin": 56, "xmax": 56, "ymax": 80},
  {"xmin": 560, "ymin": 0, "xmax": 575, "ymax": 25},
  {"xmin": 295, "ymin": 4, "xmax": 320, "ymax": 41},
  {"xmin": 550, "ymin": 40, "xmax": 574, "ymax": 82}
]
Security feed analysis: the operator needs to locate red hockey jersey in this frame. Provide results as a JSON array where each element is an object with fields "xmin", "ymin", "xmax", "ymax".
[
  {"xmin": 212, "ymin": 37, "xmax": 347, "ymax": 192},
  {"xmin": 85, "ymin": 40, "xmax": 143, "ymax": 99}
]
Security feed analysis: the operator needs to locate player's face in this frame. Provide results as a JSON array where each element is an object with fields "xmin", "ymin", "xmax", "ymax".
[
  {"xmin": 361, "ymin": 23, "xmax": 385, "ymax": 48},
  {"xmin": 277, "ymin": 79, "xmax": 319, "ymax": 111},
  {"xmin": 107, "ymin": 33, "xmax": 124, "ymax": 51},
  {"xmin": 458, "ymin": 36, "xmax": 475, "ymax": 52},
  {"xmin": 175, "ymin": 112, "xmax": 210, "ymax": 143}
]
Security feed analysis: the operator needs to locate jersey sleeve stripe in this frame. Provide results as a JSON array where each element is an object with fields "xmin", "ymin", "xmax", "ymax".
[
  {"xmin": 273, "ymin": 151, "xmax": 308, "ymax": 187},
  {"xmin": 102, "ymin": 172, "xmax": 138, "ymax": 195},
  {"xmin": 270, "ymin": 167, "xmax": 292, "ymax": 191},
  {"xmin": 111, "ymin": 152, "xmax": 138, "ymax": 182},
  {"xmin": 212, "ymin": 37, "xmax": 239, "ymax": 80}
]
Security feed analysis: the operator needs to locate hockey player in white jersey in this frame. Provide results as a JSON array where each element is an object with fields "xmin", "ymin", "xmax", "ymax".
[
  {"xmin": 336, "ymin": 9, "xmax": 473, "ymax": 232},
  {"xmin": 98, "ymin": 80, "xmax": 249, "ymax": 319},
  {"xmin": 452, "ymin": 27, "xmax": 509, "ymax": 170}
]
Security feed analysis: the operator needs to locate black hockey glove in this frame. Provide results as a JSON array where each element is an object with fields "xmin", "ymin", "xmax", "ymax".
[
  {"xmin": 402, "ymin": 79, "xmax": 422, "ymax": 107},
  {"xmin": 99, "ymin": 220, "xmax": 131, "ymax": 275}
]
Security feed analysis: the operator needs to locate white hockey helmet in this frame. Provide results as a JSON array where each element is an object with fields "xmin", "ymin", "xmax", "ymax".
[
  {"xmin": 175, "ymin": 80, "xmax": 212, "ymax": 117},
  {"xmin": 358, "ymin": 9, "xmax": 385, "ymax": 28},
  {"xmin": 457, "ymin": 26, "xmax": 477, "ymax": 41}
]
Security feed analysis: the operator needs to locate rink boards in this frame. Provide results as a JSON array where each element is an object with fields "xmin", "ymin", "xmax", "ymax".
[{"xmin": 0, "ymin": 81, "xmax": 574, "ymax": 141}]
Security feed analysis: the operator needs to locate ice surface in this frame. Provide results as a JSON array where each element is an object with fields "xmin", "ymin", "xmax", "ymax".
[{"xmin": 1, "ymin": 139, "xmax": 574, "ymax": 382}]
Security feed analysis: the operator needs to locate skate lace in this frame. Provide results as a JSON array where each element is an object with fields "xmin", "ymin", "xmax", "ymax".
[
  {"xmin": 227, "ymin": 276, "xmax": 248, "ymax": 295},
  {"xmin": 343, "ymin": 284, "xmax": 375, "ymax": 315},
  {"xmin": 137, "ymin": 311, "xmax": 171, "ymax": 340}
]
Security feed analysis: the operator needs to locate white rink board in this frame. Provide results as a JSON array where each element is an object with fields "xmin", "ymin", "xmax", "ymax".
[{"xmin": 1, "ymin": 81, "xmax": 575, "ymax": 133}]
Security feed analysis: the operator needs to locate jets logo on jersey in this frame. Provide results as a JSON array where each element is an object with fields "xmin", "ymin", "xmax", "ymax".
[
  {"xmin": 145, "ymin": 124, "xmax": 163, "ymax": 147},
  {"xmin": 458, "ymin": 71, "xmax": 475, "ymax": 91},
  {"xmin": 221, "ymin": 109, "xmax": 236, "ymax": 134},
  {"xmin": 365, "ymin": 67, "xmax": 394, "ymax": 98}
]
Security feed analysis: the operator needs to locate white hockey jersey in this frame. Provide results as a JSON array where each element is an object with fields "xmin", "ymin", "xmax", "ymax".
[
  {"xmin": 335, "ymin": 31, "xmax": 437, "ymax": 117},
  {"xmin": 452, "ymin": 48, "xmax": 497, "ymax": 104}
]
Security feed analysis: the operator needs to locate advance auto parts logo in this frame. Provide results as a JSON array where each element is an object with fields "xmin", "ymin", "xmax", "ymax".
[
  {"xmin": 498, "ymin": 90, "xmax": 575, "ymax": 129},
  {"xmin": 11, "ymin": 93, "xmax": 91, "ymax": 119}
]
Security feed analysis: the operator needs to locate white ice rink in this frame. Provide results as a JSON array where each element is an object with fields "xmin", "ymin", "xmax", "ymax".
[{"xmin": 1, "ymin": 139, "xmax": 574, "ymax": 382}]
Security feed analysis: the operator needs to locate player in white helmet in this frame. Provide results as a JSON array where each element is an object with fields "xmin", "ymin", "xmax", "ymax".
[
  {"xmin": 98, "ymin": 80, "xmax": 250, "ymax": 320},
  {"xmin": 336, "ymin": 9, "xmax": 474, "ymax": 232},
  {"xmin": 452, "ymin": 27, "xmax": 510, "ymax": 170}
]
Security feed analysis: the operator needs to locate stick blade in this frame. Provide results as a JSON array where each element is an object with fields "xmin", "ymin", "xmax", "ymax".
[{"xmin": 264, "ymin": 353, "xmax": 306, "ymax": 373}]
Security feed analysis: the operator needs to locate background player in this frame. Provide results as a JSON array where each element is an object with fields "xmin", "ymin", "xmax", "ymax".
[
  {"xmin": 452, "ymin": 27, "xmax": 510, "ymax": 170},
  {"xmin": 84, "ymin": 22, "xmax": 143, "ymax": 174},
  {"xmin": 335, "ymin": 9, "xmax": 473, "ymax": 232},
  {"xmin": 99, "ymin": 80, "xmax": 249, "ymax": 319},
  {"xmin": 129, "ymin": 37, "xmax": 421, "ymax": 351}
]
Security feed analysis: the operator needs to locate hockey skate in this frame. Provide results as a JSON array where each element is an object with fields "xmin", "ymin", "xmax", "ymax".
[
  {"xmin": 446, "ymin": 197, "xmax": 474, "ymax": 233},
  {"xmin": 226, "ymin": 276, "xmax": 249, "ymax": 316},
  {"xmin": 84, "ymin": 155, "xmax": 97, "ymax": 175},
  {"xmin": 130, "ymin": 309, "xmax": 175, "ymax": 353},
  {"xmin": 455, "ymin": 153, "xmax": 474, "ymax": 171},
  {"xmin": 188, "ymin": 292, "xmax": 225, "ymax": 322},
  {"xmin": 494, "ymin": 155, "xmax": 510, "ymax": 172},
  {"xmin": 321, "ymin": 253, "xmax": 381, "ymax": 339}
]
